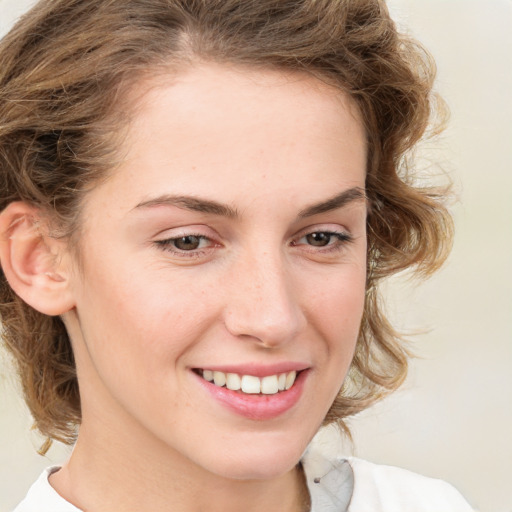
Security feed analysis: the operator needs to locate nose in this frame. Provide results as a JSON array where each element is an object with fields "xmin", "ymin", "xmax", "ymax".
[{"xmin": 223, "ymin": 250, "xmax": 306, "ymax": 348}]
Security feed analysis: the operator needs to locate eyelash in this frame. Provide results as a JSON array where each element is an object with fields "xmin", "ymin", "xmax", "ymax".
[
  {"xmin": 154, "ymin": 230, "xmax": 353, "ymax": 258},
  {"xmin": 154, "ymin": 234, "xmax": 214, "ymax": 258},
  {"xmin": 292, "ymin": 230, "xmax": 353, "ymax": 253}
]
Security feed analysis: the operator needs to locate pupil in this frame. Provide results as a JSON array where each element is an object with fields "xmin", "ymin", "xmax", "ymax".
[
  {"xmin": 175, "ymin": 236, "xmax": 200, "ymax": 250},
  {"xmin": 306, "ymin": 232, "xmax": 331, "ymax": 246}
]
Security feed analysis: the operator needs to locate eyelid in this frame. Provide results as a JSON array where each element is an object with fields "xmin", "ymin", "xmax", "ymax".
[
  {"xmin": 293, "ymin": 223, "xmax": 352, "ymax": 240},
  {"xmin": 152, "ymin": 224, "xmax": 223, "ymax": 257},
  {"xmin": 155, "ymin": 233, "xmax": 213, "ymax": 248},
  {"xmin": 293, "ymin": 230, "xmax": 352, "ymax": 245},
  {"xmin": 152, "ymin": 223, "xmax": 218, "ymax": 239},
  {"xmin": 154, "ymin": 235, "xmax": 219, "ymax": 262},
  {"xmin": 291, "ymin": 225, "xmax": 354, "ymax": 254}
]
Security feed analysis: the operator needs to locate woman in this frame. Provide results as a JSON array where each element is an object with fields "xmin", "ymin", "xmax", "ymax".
[{"xmin": 0, "ymin": 0, "xmax": 473, "ymax": 510}]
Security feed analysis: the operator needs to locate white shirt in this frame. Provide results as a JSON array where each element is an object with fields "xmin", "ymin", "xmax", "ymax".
[{"xmin": 13, "ymin": 453, "xmax": 474, "ymax": 512}]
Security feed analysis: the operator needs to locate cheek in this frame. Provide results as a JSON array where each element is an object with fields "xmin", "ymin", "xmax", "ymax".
[
  {"xmin": 71, "ymin": 269, "xmax": 215, "ymax": 424},
  {"xmin": 302, "ymin": 260, "xmax": 366, "ymax": 390},
  {"xmin": 306, "ymin": 261, "xmax": 366, "ymax": 331},
  {"xmin": 73, "ymin": 248, "xmax": 225, "ymax": 381}
]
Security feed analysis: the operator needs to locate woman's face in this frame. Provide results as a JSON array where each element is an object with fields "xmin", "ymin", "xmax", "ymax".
[{"xmin": 64, "ymin": 63, "xmax": 368, "ymax": 480}]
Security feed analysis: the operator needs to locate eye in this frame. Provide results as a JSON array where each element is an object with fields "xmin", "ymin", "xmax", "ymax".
[
  {"xmin": 171, "ymin": 235, "xmax": 203, "ymax": 251},
  {"xmin": 155, "ymin": 234, "xmax": 214, "ymax": 254},
  {"xmin": 292, "ymin": 230, "xmax": 353, "ymax": 252},
  {"xmin": 304, "ymin": 232, "xmax": 338, "ymax": 247}
]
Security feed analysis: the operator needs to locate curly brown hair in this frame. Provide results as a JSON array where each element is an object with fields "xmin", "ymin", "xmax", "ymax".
[{"xmin": 0, "ymin": 0, "xmax": 452, "ymax": 450}]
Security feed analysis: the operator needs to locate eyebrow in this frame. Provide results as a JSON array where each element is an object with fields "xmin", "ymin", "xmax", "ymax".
[
  {"xmin": 134, "ymin": 195, "xmax": 239, "ymax": 218},
  {"xmin": 133, "ymin": 186, "xmax": 366, "ymax": 219},
  {"xmin": 298, "ymin": 186, "xmax": 366, "ymax": 218}
]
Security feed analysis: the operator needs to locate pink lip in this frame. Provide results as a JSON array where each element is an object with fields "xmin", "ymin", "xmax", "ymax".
[{"xmin": 193, "ymin": 369, "xmax": 309, "ymax": 421}]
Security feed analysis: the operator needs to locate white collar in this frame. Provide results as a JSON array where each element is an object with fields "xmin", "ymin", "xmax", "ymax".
[{"xmin": 15, "ymin": 453, "xmax": 353, "ymax": 512}]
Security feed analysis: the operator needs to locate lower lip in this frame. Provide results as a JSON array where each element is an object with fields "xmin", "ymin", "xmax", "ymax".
[{"xmin": 194, "ymin": 370, "xmax": 308, "ymax": 421}]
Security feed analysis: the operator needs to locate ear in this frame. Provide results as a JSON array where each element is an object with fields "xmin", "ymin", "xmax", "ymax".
[{"xmin": 0, "ymin": 202, "xmax": 75, "ymax": 316}]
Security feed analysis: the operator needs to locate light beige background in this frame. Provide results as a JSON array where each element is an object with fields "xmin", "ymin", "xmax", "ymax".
[{"xmin": 1, "ymin": 0, "xmax": 511, "ymax": 511}]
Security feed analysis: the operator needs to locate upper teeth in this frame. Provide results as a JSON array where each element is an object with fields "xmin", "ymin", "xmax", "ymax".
[{"xmin": 201, "ymin": 369, "xmax": 297, "ymax": 395}]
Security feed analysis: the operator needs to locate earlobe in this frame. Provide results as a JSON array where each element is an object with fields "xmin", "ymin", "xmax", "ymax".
[{"xmin": 0, "ymin": 202, "xmax": 75, "ymax": 316}]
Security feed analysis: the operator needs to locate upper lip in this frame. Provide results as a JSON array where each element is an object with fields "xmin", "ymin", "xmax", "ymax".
[{"xmin": 192, "ymin": 362, "xmax": 310, "ymax": 377}]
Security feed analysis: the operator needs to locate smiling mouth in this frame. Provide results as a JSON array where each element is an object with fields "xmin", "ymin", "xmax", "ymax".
[{"xmin": 195, "ymin": 369, "xmax": 298, "ymax": 395}]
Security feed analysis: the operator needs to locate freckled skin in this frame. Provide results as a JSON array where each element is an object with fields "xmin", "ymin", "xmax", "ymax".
[{"xmin": 55, "ymin": 63, "xmax": 368, "ymax": 512}]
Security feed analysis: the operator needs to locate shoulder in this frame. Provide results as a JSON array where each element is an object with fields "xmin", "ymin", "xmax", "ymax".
[
  {"xmin": 12, "ymin": 467, "xmax": 81, "ymax": 512},
  {"xmin": 302, "ymin": 450, "xmax": 474, "ymax": 512},
  {"xmin": 348, "ymin": 457, "xmax": 474, "ymax": 512}
]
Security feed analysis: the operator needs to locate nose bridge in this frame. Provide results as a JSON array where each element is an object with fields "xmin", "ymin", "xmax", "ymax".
[{"xmin": 224, "ymin": 246, "xmax": 304, "ymax": 346}]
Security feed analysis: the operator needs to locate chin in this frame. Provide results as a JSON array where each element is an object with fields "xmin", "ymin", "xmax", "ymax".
[{"xmin": 199, "ymin": 434, "xmax": 309, "ymax": 481}]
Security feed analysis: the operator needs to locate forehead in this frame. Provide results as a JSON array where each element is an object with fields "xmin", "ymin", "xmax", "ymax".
[
  {"xmin": 85, "ymin": 63, "xmax": 367, "ymax": 217},
  {"xmin": 128, "ymin": 64, "xmax": 364, "ymax": 139}
]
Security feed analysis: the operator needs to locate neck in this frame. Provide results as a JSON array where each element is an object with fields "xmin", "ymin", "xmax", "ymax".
[{"xmin": 50, "ymin": 419, "xmax": 309, "ymax": 512}]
